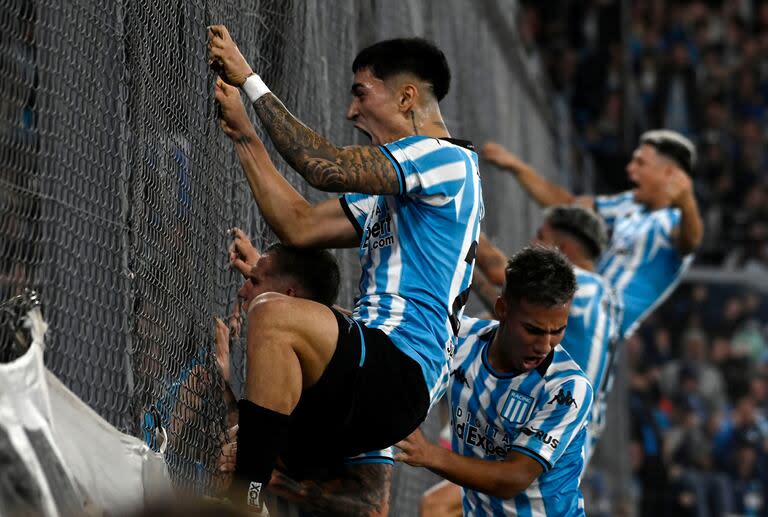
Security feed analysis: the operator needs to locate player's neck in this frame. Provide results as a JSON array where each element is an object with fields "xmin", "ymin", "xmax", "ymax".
[
  {"xmin": 410, "ymin": 104, "xmax": 450, "ymax": 139},
  {"xmin": 571, "ymin": 256, "xmax": 594, "ymax": 271},
  {"xmin": 488, "ymin": 331, "xmax": 524, "ymax": 376}
]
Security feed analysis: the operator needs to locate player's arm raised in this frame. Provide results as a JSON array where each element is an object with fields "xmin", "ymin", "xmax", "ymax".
[
  {"xmin": 471, "ymin": 268, "xmax": 501, "ymax": 315},
  {"xmin": 396, "ymin": 430, "xmax": 543, "ymax": 500},
  {"xmin": 214, "ymin": 79, "xmax": 358, "ymax": 248},
  {"xmin": 666, "ymin": 168, "xmax": 703, "ymax": 255},
  {"xmin": 481, "ymin": 142, "xmax": 593, "ymax": 209},
  {"xmin": 209, "ymin": 25, "xmax": 400, "ymax": 196},
  {"xmin": 476, "ymin": 233, "xmax": 508, "ymax": 286}
]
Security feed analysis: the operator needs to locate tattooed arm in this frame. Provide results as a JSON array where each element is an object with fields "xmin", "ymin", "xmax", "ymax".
[
  {"xmin": 269, "ymin": 464, "xmax": 392, "ymax": 517},
  {"xmin": 208, "ymin": 25, "xmax": 400, "ymax": 195},
  {"xmin": 252, "ymin": 94, "xmax": 400, "ymax": 194},
  {"xmin": 214, "ymin": 79, "xmax": 358, "ymax": 248}
]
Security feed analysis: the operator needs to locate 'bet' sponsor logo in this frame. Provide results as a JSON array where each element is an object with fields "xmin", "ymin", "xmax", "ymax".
[{"xmin": 363, "ymin": 205, "xmax": 394, "ymax": 250}]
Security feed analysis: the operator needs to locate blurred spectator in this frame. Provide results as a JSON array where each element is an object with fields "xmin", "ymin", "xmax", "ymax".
[{"xmin": 659, "ymin": 329, "xmax": 727, "ymax": 415}]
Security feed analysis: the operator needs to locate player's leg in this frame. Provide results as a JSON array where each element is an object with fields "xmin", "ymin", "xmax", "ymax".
[
  {"xmin": 234, "ymin": 292, "xmax": 341, "ymax": 507},
  {"xmin": 420, "ymin": 480, "xmax": 463, "ymax": 517}
]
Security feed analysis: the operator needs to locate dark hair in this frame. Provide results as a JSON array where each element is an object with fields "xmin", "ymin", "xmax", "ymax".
[
  {"xmin": 265, "ymin": 243, "xmax": 340, "ymax": 306},
  {"xmin": 352, "ymin": 38, "xmax": 451, "ymax": 101},
  {"xmin": 544, "ymin": 205, "xmax": 608, "ymax": 260},
  {"xmin": 502, "ymin": 245, "xmax": 577, "ymax": 307},
  {"xmin": 640, "ymin": 129, "xmax": 696, "ymax": 175}
]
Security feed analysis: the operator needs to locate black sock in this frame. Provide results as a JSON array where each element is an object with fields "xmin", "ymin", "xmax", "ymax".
[{"xmin": 234, "ymin": 399, "xmax": 292, "ymax": 484}]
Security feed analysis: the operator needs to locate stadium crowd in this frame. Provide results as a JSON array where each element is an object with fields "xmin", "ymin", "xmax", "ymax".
[
  {"xmin": 628, "ymin": 281, "xmax": 768, "ymax": 517},
  {"xmin": 521, "ymin": 0, "xmax": 768, "ymax": 271},
  {"xmin": 513, "ymin": 2, "xmax": 768, "ymax": 516}
]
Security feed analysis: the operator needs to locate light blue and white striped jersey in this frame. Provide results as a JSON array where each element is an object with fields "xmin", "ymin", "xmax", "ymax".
[
  {"xmin": 344, "ymin": 447, "xmax": 394, "ymax": 466},
  {"xmin": 595, "ymin": 191, "xmax": 693, "ymax": 338},
  {"xmin": 341, "ymin": 135, "xmax": 483, "ymax": 404},
  {"xmin": 448, "ymin": 318, "xmax": 593, "ymax": 516},
  {"xmin": 562, "ymin": 267, "xmax": 622, "ymax": 464}
]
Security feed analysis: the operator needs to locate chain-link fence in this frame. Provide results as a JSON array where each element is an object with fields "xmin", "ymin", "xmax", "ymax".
[{"xmin": 0, "ymin": 0, "xmax": 579, "ymax": 500}]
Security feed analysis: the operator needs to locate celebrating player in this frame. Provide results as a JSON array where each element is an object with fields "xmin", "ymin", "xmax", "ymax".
[
  {"xmin": 482, "ymin": 130, "xmax": 702, "ymax": 337},
  {"xmin": 208, "ymin": 26, "xmax": 482, "ymax": 511},
  {"xmin": 396, "ymin": 246, "xmax": 593, "ymax": 516},
  {"xmin": 473, "ymin": 206, "xmax": 622, "ymax": 463},
  {"xmin": 216, "ymin": 228, "xmax": 392, "ymax": 517}
]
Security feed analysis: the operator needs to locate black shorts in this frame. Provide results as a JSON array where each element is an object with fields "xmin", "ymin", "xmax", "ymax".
[{"xmin": 279, "ymin": 309, "xmax": 430, "ymax": 479}]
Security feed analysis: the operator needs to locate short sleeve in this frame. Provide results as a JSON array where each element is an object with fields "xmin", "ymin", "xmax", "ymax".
[
  {"xmin": 380, "ymin": 137, "xmax": 471, "ymax": 204},
  {"xmin": 340, "ymin": 193, "xmax": 376, "ymax": 239},
  {"xmin": 594, "ymin": 191, "xmax": 638, "ymax": 229},
  {"xmin": 510, "ymin": 377, "xmax": 593, "ymax": 471},
  {"xmin": 344, "ymin": 447, "xmax": 394, "ymax": 466},
  {"xmin": 655, "ymin": 207, "xmax": 682, "ymax": 240}
]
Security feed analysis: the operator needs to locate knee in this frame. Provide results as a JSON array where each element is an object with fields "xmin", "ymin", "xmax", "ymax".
[{"xmin": 420, "ymin": 490, "xmax": 446, "ymax": 517}]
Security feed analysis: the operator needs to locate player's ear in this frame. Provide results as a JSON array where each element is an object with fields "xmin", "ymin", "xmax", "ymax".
[
  {"xmin": 398, "ymin": 83, "xmax": 418, "ymax": 113},
  {"xmin": 494, "ymin": 296, "xmax": 507, "ymax": 321}
]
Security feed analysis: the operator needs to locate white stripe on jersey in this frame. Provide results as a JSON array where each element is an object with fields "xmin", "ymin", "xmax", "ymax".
[
  {"xmin": 447, "ymin": 152, "xmax": 481, "ymax": 330},
  {"xmin": 595, "ymin": 192, "xmax": 692, "ymax": 338},
  {"xmin": 388, "ymin": 137, "xmax": 444, "ymax": 163},
  {"xmin": 345, "ymin": 135, "xmax": 483, "ymax": 403},
  {"xmin": 405, "ymin": 161, "xmax": 467, "ymax": 193},
  {"xmin": 380, "ymin": 204, "xmax": 404, "ymax": 331},
  {"xmin": 449, "ymin": 318, "xmax": 592, "ymax": 516}
]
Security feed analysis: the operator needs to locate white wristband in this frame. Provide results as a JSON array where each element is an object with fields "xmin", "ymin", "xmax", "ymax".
[{"xmin": 242, "ymin": 74, "xmax": 271, "ymax": 103}]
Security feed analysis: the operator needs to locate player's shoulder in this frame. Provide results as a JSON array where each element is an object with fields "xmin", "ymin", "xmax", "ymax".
[
  {"xmin": 649, "ymin": 205, "xmax": 682, "ymax": 232},
  {"xmin": 457, "ymin": 317, "xmax": 498, "ymax": 340},
  {"xmin": 542, "ymin": 346, "xmax": 593, "ymax": 392},
  {"xmin": 384, "ymin": 135, "xmax": 474, "ymax": 163},
  {"xmin": 573, "ymin": 266, "xmax": 607, "ymax": 290},
  {"xmin": 595, "ymin": 190, "xmax": 636, "ymax": 207},
  {"xmin": 455, "ymin": 317, "xmax": 498, "ymax": 359}
]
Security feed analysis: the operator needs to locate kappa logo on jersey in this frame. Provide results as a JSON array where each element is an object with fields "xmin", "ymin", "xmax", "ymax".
[
  {"xmin": 362, "ymin": 204, "xmax": 394, "ymax": 250},
  {"xmin": 451, "ymin": 366, "xmax": 469, "ymax": 386},
  {"xmin": 548, "ymin": 388, "xmax": 578, "ymax": 408},
  {"xmin": 519, "ymin": 426, "xmax": 560, "ymax": 450},
  {"xmin": 500, "ymin": 390, "xmax": 534, "ymax": 424}
]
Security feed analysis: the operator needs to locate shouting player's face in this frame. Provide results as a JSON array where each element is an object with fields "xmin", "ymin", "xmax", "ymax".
[
  {"xmin": 346, "ymin": 67, "xmax": 402, "ymax": 145},
  {"xmin": 494, "ymin": 298, "xmax": 570, "ymax": 372},
  {"xmin": 626, "ymin": 144, "xmax": 670, "ymax": 207}
]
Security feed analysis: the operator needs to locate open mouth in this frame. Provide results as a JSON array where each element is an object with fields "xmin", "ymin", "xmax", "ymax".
[
  {"xmin": 355, "ymin": 125, "xmax": 372, "ymax": 142},
  {"xmin": 522, "ymin": 356, "xmax": 545, "ymax": 369}
]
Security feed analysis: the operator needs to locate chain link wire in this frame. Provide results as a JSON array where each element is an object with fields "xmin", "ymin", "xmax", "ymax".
[{"xmin": 1, "ymin": 0, "xmax": 581, "ymax": 500}]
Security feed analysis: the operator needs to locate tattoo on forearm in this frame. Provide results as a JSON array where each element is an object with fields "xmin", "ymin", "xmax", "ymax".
[{"xmin": 253, "ymin": 94, "xmax": 399, "ymax": 194}]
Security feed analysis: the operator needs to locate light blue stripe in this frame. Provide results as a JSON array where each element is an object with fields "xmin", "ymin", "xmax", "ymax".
[
  {"xmin": 353, "ymin": 320, "xmax": 366, "ymax": 367},
  {"xmin": 343, "ymin": 458, "xmax": 394, "ymax": 465},
  {"xmin": 514, "ymin": 491, "xmax": 533, "ymax": 517}
]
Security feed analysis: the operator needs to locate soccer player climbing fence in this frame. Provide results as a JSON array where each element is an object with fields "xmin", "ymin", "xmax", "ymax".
[{"xmin": 0, "ymin": 0, "xmax": 580, "ymax": 500}]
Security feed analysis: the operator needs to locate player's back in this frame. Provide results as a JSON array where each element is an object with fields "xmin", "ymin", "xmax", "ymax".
[
  {"xmin": 595, "ymin": 191, "xmax": 693, "ymax": 337},
  {"xmin": 560, "ymin": 267, "xmax": 622, "ymax": 462},
  {"xmin": 342, "ymin": 135, "xmax": 484, "ymax": 404}
]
